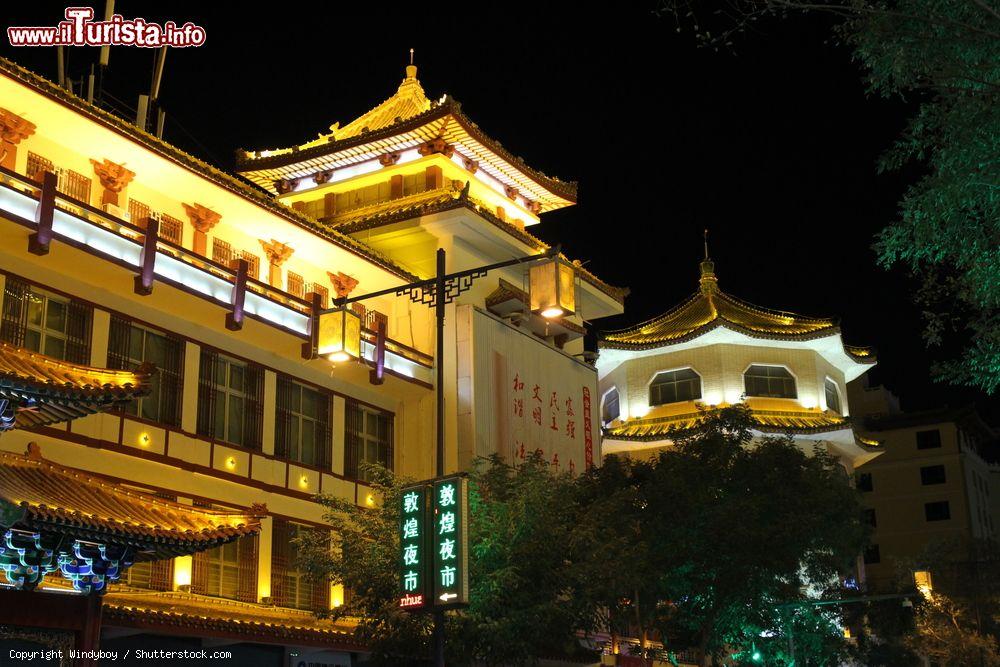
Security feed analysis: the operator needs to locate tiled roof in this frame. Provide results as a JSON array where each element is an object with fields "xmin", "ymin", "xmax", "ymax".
[
  {"xmin": 237, "ymin": 68, "xmax": 577, "ymax": 211},
  {"xmin": 102, "ymin": 589, "xmax": 362, "ymax": 649},
  {"xmin": 0, "ymin": 448, "xmax": 261, "ymax": 558},
  {"xmin": 0, "ymin": 56, "xmax": 416, "ymax": 283},
  {"xmin": 0, "ymin": 343, "xmax": 151, "ymax": 429},
  {"xmin": 604, "ymin": 407, "xmax": 852, "ymax": 441},
  {"xmin": 600, "ymin": 259, "xmax": 873, "ymax": 360}
]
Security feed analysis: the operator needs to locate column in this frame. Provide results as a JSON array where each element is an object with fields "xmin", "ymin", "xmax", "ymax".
[
  {"xmin": 262, "ymin": 370, "xmax": 277, "ymax": 455},
  {"xmin": 181, "ymin": 342, "xmax": 201, "ymax": 433},
  {"xmin": 182, "ymin": 203, "xmax": 221, "ymax": 256},
  {"xmin": 259, "ymin": 239, "xmax": 294, "ymax": 288}
]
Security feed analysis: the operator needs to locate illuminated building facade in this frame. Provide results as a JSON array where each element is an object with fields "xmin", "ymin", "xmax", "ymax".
[
  {"xmin": 849, "ymin": 380, "xmax": 999, "ymax": 588},
  {"xmin": 0, "ymin": 56, "xmax": 624, "ymax": 661},
  {"xmin": 596, "ymin": 257, "xmax": 881, "ymax": 473}
]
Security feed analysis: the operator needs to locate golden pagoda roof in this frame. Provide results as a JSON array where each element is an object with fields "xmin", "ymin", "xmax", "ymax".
[
  {"xmin": 604, "ymin": 405, "xmax": 858, "ymax": 441},
  {"xmin": 331, "ymin": 65, "xmax": 432, "ymax": 140},
  {"xmin": 0, "ymin": 342, "xmax": 152, "ymax": 429},
  {"xmin": 0, "ymin": 447, "xmax": 262, "ymax": 559},
  {"xmin": 237, "ymin": 66, "xmax": 577, "ymax": 212},
  {"xmin": 601, "ymin": 259, "xmax": 872, "ymax": 360}
]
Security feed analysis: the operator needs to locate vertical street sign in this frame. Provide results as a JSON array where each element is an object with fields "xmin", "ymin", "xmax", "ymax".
[
  {"xmin": 431, "ymin": 475, "xmax": 469, "ymax": 609},
  {"xmin": 399, "ymin": 483, "xmax": 428, "ymax": 610}
]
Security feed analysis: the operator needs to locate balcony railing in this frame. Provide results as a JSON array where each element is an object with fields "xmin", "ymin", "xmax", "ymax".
[{"xmin": 0, "ymin": 165, "xmax": 433, "ymax": 384}]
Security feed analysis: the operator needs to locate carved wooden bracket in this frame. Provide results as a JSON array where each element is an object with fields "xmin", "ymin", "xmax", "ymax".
[
  {"xmin": 379, "ymin": 152, "xmax": 401, "ymax": 167},
  {"xmin": 526, "ymin": 200, "xmax": 542, "ymax": 215},
  {"xmin": 504, "ymin": 185, "xmax": 519, "ymax": 201},
  {"xmin": 274, "ymin": 178, "xmax": 298, "ymax": 194},
  {"xmin": 462, "ymin": 157, "xmax": 479, "ymax": 173},
  {"xmin": 327, "ymin": 271, "xmax": 359, "ymax": 299},
  {"xmin": 182, "ymin": 203, "xmax": 222, "ymax": 233},
  {"xmin": 260, "ymin": 239, "xmax": 295, "ymax": 267},
  {"xmin": 313, "ymin": 170, "xmax": 333, "ymax": 185},
  {"xmin": 417, "ymin": 137, "xmax": 454, "ymax": 158},
  {"xmin": 0, "ymin": 108, "xmax": 36, "ymax": 171},
  {"xmin": 90, "ymin": 158, "xmax": 136, "ymax": 206}
]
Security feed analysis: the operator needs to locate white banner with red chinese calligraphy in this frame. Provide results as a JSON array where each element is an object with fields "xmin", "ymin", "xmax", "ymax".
[{"xmin": 456, "ymin": 305, "xmax": 598, "ymax": 474}]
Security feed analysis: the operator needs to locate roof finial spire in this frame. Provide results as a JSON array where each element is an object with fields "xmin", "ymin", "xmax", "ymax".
[
  {"xmin": 699, "ymin": 228, "xmax": 718, "ymax": 293},
  {"xmin": 405, "ymin": 49, "xmax": 417, "ymax": 80}
]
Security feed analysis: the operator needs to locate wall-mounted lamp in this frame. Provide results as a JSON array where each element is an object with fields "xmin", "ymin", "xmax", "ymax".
[
  {"xmin": 318, "ymin": 306, "xmax": 362, "ymax": 363},
  {"xmin": 529, "ymin": 256, "xmax": 576, "ymax": 319}
]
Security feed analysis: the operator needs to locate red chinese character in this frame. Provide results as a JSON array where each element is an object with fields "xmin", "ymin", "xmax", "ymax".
[
  {"xmin": 565, "ymin": 397, "xmax": 575, "ymax": 416},
  {"xmin": 513, "ymin": 397, "xmax": 523, "ymax": 417},
  {"xmin": 517, "ymin": 441, "xmax": 526, "ymax": 459},
  {"xmin": 549, "ymin": 391, "xmax": 559, "ymax": 411},
  {"xmin": 551, "ymin": 452, "xmax": 559, "ymax": 469},
  {"xmin": 513, "ymin": 374, "xmax": 524, "ymax": 392},
  {"xmin": 532, "ymin": 385, "xmax": 542, "ymax": 402},
  {"xmin": 550, "ymin": 414, "xmax": 559, "ymax": 431},
  {"xmin": 532, "ymin": 405, "xmax": 542, "ymax": 426},
  {"xmin": 565, "ymin": 419, "xmax": 576, "ymax": 439}
]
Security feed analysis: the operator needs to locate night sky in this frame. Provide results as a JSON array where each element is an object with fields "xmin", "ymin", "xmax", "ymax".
[{"xmin": 4, "ymin": 2, "xmax": 997, "ymax": 422}]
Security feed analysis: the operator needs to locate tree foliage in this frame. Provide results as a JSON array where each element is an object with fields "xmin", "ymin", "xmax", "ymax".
[
  {"xmin": 660, "ymin": 0, "xmax": 1000, "ymax": 392},
  {"xmin": 578, "ymin": 406, "xmax": 868, "ymax": 665}
]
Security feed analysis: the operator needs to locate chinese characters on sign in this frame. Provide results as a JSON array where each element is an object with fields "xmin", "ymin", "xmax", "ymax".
[
  {"xmin": 432, "ymin": 476, "xmax": 469, "ymax": 608},
  {"xmin": 398, "ymin": 483, "xmax": 427, "ymax": 609}
]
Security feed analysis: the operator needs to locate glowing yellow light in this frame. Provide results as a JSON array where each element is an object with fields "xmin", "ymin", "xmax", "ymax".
[
  {"xmin": 299, "ymin": 475, "xmax": 309, "ymax": 488},
  {"xmin": 139, "ymin": 433, "xmax": 150, "ymax": 447},
  {"xmin": 174, "ymin": 556, "xmax": 192, "ymax": 589},
  {"xmin": 225, "ymin": 456, "xmax": 236, "ymax": 469},
  {"xmin": 318, "ymin": 307, "xmax": 362, "ymax": 361},
  {"xmin": 540, "ymin": 307, "xmax": 564, "ymax": 319},
  {"xmin": 365, "ymin": 494, "xmax": 375, "ymax": 506},
  {"xmin": 914, "ymin": 570, "xmax": 934, "ymax": 600},
  {"xmin": 331, "ymin": 584, "xmax": 345, "ymax": 608}
]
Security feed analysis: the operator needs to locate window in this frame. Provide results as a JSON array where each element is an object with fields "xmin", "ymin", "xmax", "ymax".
[
  {"xmin": 649, "ymin": 368, "xmax": 701, "ymax": 405},
  {"xmin": 917, "ymin": 429, "xmax": 942, "ymax": 450},
  {"xmin": 857, "ymin": 472, "xmax": 873, "ymax": 492},
  {"xmin": 212, "ymin": 238, "xmax": 233, "ymax": 266},
  {"xmin": 0, "ymin": 278, "xmax": 92, "ymax": 364},
  {"xmin": 744, "ymin": 365, "xmax": 797, "ymax": 399},
  {"xmin": 602, "ymin": 388, "xmax": 620, "ymax": 424},
  {"xmin": 825, "ymin": 378, "xmax": 842, "ymax": 414},
  {"xmin": 925, "ymin": 501, "xmax": 951, "ymax": 522},
  {"xmin": 26, "ymin": 152, "xmax": 53, "ymax": 182},
  {"xmin": 128, "ymin": 199, "xmax": 151, "ymax": 228},
  {"xmin": 238, "ymin": 251, "xmax": 260, "ymax": 280},
  {"xmin": 271, "ymin": 519, "xmax": 329, "ymax": 610},
  {"xmin": 276, "ymin": 377, "xmax": 331, "ymax": 467},
  {"xmin": 307, "ymin": 283, "xmax": 329, "ymax": 308},
  {"xmin": 921, "ymin": 465, "xmax": 946, "ymax": 486},
  {"xmin": 864, "ymin": 508, "xmax": 877, "ymax": 528},
  {"xmin": 124, "ymin": 559, "xmax": 173, "ymax": 591},
  {"xmin": 863, "ymin": 544, "xmax": 881, "ymax": 564},
  {"xmin": 108, "ymin": 317, "xmax": 184, "ymax": 426},
  {"xmin": 159, "ymin": 214, "xmax": 183, "ymax": 245},
  {"xmin": 197, "ymin": 351, "xmax": 264, "ymax": 449},
  {"xmin": 191, "ymin": 531, "xmax": 258, "ymax": 602},
  {"xmin": 59, "ymin": 169, "xmax": 92, "ymax": 204},
  {"xmin": 345, "ymin": 399, "xmax": 394, "ymax": 480},
  {"xmin": 287, "ymin": 271, "xmax": 305, "ymax": 298}
]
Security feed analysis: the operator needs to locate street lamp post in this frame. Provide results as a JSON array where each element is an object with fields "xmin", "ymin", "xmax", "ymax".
[{"xmin": 306, "ymin": 243, "xmax": 563, "ymax": 666}]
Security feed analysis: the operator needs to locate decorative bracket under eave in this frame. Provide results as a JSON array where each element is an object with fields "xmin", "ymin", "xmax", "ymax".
[
  {"xmin": 0, "ymin": 108, "xmax": 36, "ymax": 172},
  {"xmin": 90, "ymin": 158, "xmax": 135, "ymax": 207}
]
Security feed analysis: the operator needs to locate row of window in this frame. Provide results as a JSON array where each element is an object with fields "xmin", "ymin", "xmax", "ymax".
[
  {"xmin": 124, "ymin": 518, "xmax": 329, "ymax": 611},
  {"xmin": 601, "ymin": 366, "xmax": 842, "ymax": 422},
  {"xmin": 856, "ymin": 464, "xmax": 947, "ymax": 492},
  {"xmin": 863, "ymin": 502, "xmax": 954, "ymax": 565},
  {"xmin": 0, "ymin": 278, "xmax": 393, "ymax": 480}
]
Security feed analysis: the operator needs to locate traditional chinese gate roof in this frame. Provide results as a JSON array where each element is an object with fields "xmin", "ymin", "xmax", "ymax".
[
  {"xmin": 0, "ymin": 342, "xmax": 153, "ymax": 431},
  {"xmin": 0, "ymin": 446, "xmax": 263, "ymax": 594}
]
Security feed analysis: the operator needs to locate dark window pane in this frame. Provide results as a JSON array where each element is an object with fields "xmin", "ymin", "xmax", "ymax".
[
  {"xmin": 43, "ymin": 336, "xmax": 65, "ymax": 359},
  {"xmin": 650, "ymin": 369, "xmax": 702, "ymax": 406},
  {"xmin": 23, "ymin": 329, "xmax": 41, "ymax": 352},
  {"xmin": 925, "ymin": 501, "xmax": 951, "ymax": 522},
  {"xmin": 864, "ymin": 508, "xmax": 877, "ymax": 527},
  {"xmin": 744, "ymin": 365, "xmax": 797, "ymax": 398},
  {"xmin": 229, "ymin": 396, "xmax": 244, "ymax": 445},
  {"xmin": 921, "ymin": 465, "xmax": 946, "ymax": 485},
  {"xmin": 857, "ymin": 473, "xmax": 873, "ymax": 492},
  {"xmin": 46, "ymin": 299, "xmax": 66, "ymax": 333},
  {"xmin": 916, "ymin": 430, "xmax": 942, "ymax": 450}
]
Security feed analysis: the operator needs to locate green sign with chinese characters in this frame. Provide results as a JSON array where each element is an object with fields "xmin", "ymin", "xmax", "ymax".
[
  {"xmin": 431, "ymin": 475, "xmax": 469, "ymax": 609},
  {"xmin": 398, "ymin": 483, "xmax": 428, "ymax": 610}
]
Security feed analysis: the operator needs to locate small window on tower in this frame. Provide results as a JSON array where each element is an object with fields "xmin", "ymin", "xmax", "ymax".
[
  {"xmin": 744, "ymin": 365, "xmax": 797, "ymax": 399},
  {"xmin": 649, "ymin": 369, "xmax": 701, "ymax": 405},
  {"xmin": 825, "ymin": 378, "xmax": 842, "ymax": 414},
  {"xmin": 602, "ymin": 388, "xmax": 620, "ymax": 424}
]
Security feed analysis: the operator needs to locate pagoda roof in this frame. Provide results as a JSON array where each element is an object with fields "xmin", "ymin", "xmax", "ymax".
[
  {"xmin": 236, "ymin": 66, "xmax": 577, "ymax": 213},
  {"xmin": 102, "ymin": 588, "xmax": 362, "ymax": 649},
  {"xmin": 605, "ymin": 407, "xmax": 853, "ymax": 441},
  {"xmin": 0, "ymin": 342, "xmax": 152, "ymax": 430},
  {"xmin": 600, "ymin": 259, "xmax": 875, "ymax": 360},
  {"xmin": 0, "ymin": 446, "xmax": 262, "ymax": 560}
]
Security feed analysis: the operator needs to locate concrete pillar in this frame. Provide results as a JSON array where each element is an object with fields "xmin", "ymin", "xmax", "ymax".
[
  {"xmin": 262, "ymin": 370, "xmax": 277, "ymax": 455},
  {"xmin": 181, "ymin": 342, "xmax": 200, "ymax": 433}
]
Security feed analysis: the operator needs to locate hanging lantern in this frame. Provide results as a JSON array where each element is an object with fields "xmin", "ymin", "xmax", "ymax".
[
  {"xmin": 529, "ymin": 257, "xmax": 576, "ymax": 319},
  {"xmin": 318, "ymin": 307, "xmax": 362, "ymax": 362}
]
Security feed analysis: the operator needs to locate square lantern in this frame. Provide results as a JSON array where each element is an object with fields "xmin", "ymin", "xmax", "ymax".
[
  {"xmin": 318, "ymin": 307, "xmax": 362, "ymax": 362},
  {"xmin": 529, "ymin": 257, "xmax": 576, "ymax": 319}
]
